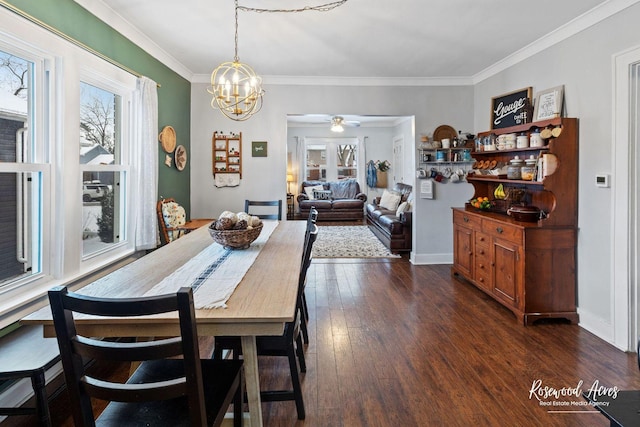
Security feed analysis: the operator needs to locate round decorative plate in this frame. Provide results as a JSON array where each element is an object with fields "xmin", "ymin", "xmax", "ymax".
[
  {"xmin": 433, "ymin": 124, "xmax": 457, "ymax": 142},
  {"xmin": 175, "ymin": 145, "xmax": 187, "ymax": 171},
  {"xmin": 159, "ymin": 125, "xmax": 176, "ymax": 153}
]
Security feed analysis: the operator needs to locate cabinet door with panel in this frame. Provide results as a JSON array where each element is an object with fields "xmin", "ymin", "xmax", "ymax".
[
  {"xmin": 453, "ymin": 222, "xmax": 474, "ymax": 279},
  {"xmin": 491, "ymin": 237, "xmax": 522, "ymax": 310}
]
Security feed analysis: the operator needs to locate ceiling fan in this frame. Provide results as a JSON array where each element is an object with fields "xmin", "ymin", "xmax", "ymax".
[{"xmin": 329, "ymin": 116, "xmax": 360, "ymax": 132}]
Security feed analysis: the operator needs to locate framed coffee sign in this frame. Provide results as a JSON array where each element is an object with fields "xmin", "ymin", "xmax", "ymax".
[{"xmin": 491, "ymin": 87, "xmax": 532, "ymax": 129}]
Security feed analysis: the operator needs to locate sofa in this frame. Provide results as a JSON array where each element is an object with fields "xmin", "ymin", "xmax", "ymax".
[
  {"xmin": 366, "ymin": 183, "xmax": 413, "ymax": 252},
  {"xmin": 297, "ymin": 179, "xmax": 367, "ymax": 221}
]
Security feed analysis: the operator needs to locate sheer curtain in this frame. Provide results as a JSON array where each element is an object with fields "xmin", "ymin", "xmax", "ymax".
[{"xmin": 133, "ymin": 76, "xmax": 158, "ymax": 250}]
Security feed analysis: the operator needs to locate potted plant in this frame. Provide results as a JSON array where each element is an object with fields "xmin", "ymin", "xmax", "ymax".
[{"xmin": 375, "ymin": 160, "xmax": 390, "ymax": 188}]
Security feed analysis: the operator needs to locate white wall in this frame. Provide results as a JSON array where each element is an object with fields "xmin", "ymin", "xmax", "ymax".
[
  {"xmin": 473, "ymin": 3, "xmax": 640, "ymax": 342},
  {"xmin": 191, "ymin": 84, "xmax": 474, "ymax": 259}
]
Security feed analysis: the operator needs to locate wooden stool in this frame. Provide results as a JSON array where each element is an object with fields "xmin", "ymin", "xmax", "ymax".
[{"xmin": 0, "ymin": 325, "xmax": 61, "ymax": 427}]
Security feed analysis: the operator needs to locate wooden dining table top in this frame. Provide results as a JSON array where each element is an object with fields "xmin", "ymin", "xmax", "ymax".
[{"xmin": 22, "ymin": 220, "xmax": 307, "ymax": 339}]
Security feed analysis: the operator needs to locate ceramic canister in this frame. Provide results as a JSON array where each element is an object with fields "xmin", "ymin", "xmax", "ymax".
[
  {"xmin": 530, "ymin": 130, "xmax": 543, "ymax": 147},
  {"xmin": 516, "ymin": 133, "xmax": 529, "ymax": 148},
  {"xmin": 436, "ymin": 150, "xmax": 446, "ymax": 162},
  {"xmin": 504, "ymin": 133, "xmax": 516, "ymax": 147}
]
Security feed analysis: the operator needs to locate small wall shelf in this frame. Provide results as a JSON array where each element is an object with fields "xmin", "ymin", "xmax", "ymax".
[{"xmin": 212, "ymin": 132, "xmax": 242, "ymax": 177}]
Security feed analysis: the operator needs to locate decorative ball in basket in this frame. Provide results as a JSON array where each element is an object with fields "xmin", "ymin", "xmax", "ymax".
[{"xmin": 209, "ymin": 211, "xmax": 263, "ymax": 249}]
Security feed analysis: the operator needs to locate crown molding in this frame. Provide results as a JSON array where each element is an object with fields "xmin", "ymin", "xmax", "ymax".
[
  {"xmin": 472, "ymin": 0, "xmax": 640, "ymax": 84},
  {"xmin": 77, "ymin": 0, "xmax": 639, "ymax": 87},
  {"xmin": 72, "ymin": 0, "xmax": 193, "ymax": 81},
  {"xmin": 192, "ymin": 74, "xmax": 473, "ymax": 86}
]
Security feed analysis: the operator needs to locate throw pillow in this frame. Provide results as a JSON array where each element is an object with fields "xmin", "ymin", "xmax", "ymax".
[
  {"xmin": 313, "ymin": 190, "xmax": 332, "ymax": 200},
  {"xmin": 379, "ymin": 189, "xmax": 401, "ymax": 211},
  {"xmin": 396, "ymin": 201, "xmax": 411, "ymax": 217},
  {"xmin": 304, "ymin": 184, "xmax": 324, "ymax": 200},
  {"xmin": 161, "ymin": 201, "xmax": 186, "ymax": 242}
]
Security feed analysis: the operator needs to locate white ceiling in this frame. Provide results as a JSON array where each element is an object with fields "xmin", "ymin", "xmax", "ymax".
[{"xmin": 77, "ymin": 0, "xmax": 614, "ymax": 82}]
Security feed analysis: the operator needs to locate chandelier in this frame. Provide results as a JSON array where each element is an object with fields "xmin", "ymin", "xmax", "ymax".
[
  {"xmin": 209, "ymin": 0, "xmax": 263, "ymax": 121},
  {"xmin": 209, "ymin": 0, "xmax": 349, "ymax": 121}
]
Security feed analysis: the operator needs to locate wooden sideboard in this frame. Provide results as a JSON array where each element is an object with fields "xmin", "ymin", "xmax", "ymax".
[{"xmin": 451, "ymin": 117, "xmax": 578, "ymax": 325}]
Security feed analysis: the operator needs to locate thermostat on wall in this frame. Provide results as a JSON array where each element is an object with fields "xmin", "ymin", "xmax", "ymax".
[{"xmin": 595, "ymin": 174, "xmax": 610, "ymax": 188}]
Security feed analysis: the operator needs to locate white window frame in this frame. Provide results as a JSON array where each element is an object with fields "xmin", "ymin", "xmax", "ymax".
[
  {"xmin": 0, "ymin": 7, "xmax": 139, "ymax": 326},
  {"xmin": 78, "ymin": 72, "xmax": 133, "ymax": 262},
  {"xmin": 303, "ymin": 137, "xmax": 363, "ymax": 183}
]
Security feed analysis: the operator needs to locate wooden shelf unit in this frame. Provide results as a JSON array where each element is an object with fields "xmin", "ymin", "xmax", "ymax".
[
  {"xmin": 452, "ymin": 117, "xmax": 579, "ymax": 325},
  {"xmin": 212, "ymin": 132, "xmax": 242, "ymax": 177}
]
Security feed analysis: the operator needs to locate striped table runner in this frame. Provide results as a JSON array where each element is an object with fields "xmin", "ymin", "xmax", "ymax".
[{"xmin": 143, "ymin": 220, "xmax": 278, "ymax": 308}]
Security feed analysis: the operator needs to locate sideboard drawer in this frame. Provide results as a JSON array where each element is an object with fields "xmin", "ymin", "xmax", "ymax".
[
  {"xmin": 482, "ymin": 219, "xmax": 522, "ymax": 243},
  {"xmin": 475, "ymin": 232, "xmax": 490, "ymax": 248},
  {"xmin": 453, "ymin": 209, "xmax": 481, "ymax": 229}
]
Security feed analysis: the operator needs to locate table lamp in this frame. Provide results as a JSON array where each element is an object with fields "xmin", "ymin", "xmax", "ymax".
[{"xmin": 286, "ymin": 174, "xmax": 294, "ymax": 194}]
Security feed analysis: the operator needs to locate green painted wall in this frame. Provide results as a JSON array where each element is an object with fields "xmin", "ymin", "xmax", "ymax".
[{"xmin": 3, "ymin": 0, "xmax": 192, "ymax": 215}]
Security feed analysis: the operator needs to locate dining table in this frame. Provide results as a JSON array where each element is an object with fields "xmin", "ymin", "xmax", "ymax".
[{"xmin": 22, "ymin": 220, "xmax": 307, "ymax": 427}]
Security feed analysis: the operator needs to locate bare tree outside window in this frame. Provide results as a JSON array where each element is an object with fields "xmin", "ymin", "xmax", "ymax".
[
  {"xmin": 80, "ymin": 83, "xmax": 116, "ymax": 154},
  {"xmin": 337, "ymin": 144, "xmax": 356, "ymax": 167},
  {"xmin": 0, "ymin": 53, "xmax": 28, "ymax": 99}
]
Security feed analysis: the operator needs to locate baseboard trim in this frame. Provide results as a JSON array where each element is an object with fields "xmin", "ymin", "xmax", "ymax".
[{"xmin": 410, "ymin": 252, "xmax": 453, "ymax": 265}]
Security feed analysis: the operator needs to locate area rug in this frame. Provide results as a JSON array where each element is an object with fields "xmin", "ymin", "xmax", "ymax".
[{"xmin": 312, "ymin": 225, "xmax": 401, "ymax": 258}]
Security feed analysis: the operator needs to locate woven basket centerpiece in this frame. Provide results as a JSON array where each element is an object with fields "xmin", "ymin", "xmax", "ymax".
[{"xmin": 208, "ymin": 211, "xmax": 263, "ymax": 249}]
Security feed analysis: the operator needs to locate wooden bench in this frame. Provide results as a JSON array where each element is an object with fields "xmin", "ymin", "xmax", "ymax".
[{"xmin": 0, "ymin": 324, "xmax": 61, "ymax": 427}]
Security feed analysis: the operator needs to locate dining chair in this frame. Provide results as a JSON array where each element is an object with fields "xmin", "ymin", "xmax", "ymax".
[
  {"xmin": 48, "ymin": 286, "xmax": 244, "ymax": 427},
  {"xmin": 299, "ymin": 207, "xmax": 318, "ymax": 344},
  {"xmin": 213, "ymin": 224, "xmax": 318, "ymax": 420},
  {"xmin": 244, "ymin": 199, "xmax": 282, "ymax": 220}
]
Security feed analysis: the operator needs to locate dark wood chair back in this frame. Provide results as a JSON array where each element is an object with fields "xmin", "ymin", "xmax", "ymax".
[
  {"xmin": 48, "ymin": 286, "xmax": 238, "ymax": 427},
  {"xmin": 306, "ymin": 206, "xmax": 318, "ymax": 231},
  {"xmin": 244, "ymin": 199, "xmax": 282, "ymax": 220},
  {"xmin": 300, "ymin": 223, "xmax": 318, "ymax": 286}
]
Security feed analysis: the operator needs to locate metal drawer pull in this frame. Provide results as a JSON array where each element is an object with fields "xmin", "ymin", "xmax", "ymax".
[
  {"xmin": 463, "ymin": 217, "xmax": 469, "ymax": 223},
  {"xmin": 496, "ymin": 227, "xmax": 503, "ymax": 234}
]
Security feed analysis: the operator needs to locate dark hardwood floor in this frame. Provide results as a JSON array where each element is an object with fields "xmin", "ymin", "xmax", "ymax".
[{"xmin": 4, "ymin": 246, "xmax": 639, "ymax": 426}]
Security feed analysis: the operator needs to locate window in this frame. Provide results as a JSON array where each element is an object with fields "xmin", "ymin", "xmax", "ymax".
[
  {"xmin": 0, "ymin": 50, "xmax": 45, "ymax": 291},
  {"xmin": 0, "ymin": 7, "xmax": 140, "ymax": 324},
  {"xmin": 305, "ymin": 144, "xmax": 327, "ymax": 181},
  {"xmin": 336, "ymin": 143, "xmax": 357, "ymax": 179},
  {"xmin": 79, "ymin": 82, "xmax": 126, "ymax": 257},
  {"xmin": 304, "ymin": 138, "xmax": 360, "ymax": 182}
]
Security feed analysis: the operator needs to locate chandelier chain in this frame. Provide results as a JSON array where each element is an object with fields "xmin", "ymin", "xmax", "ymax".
[
  {"xmin": 237, "ymin": 0, "xmax": 348, "ymax": 14},
  {"xmin": 234, "ymin": 0, "xmax": 239, "ymax": 61},
  {"xmin": 211, "ymin": 0, "xmax": 348, "ymax": 121}
]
